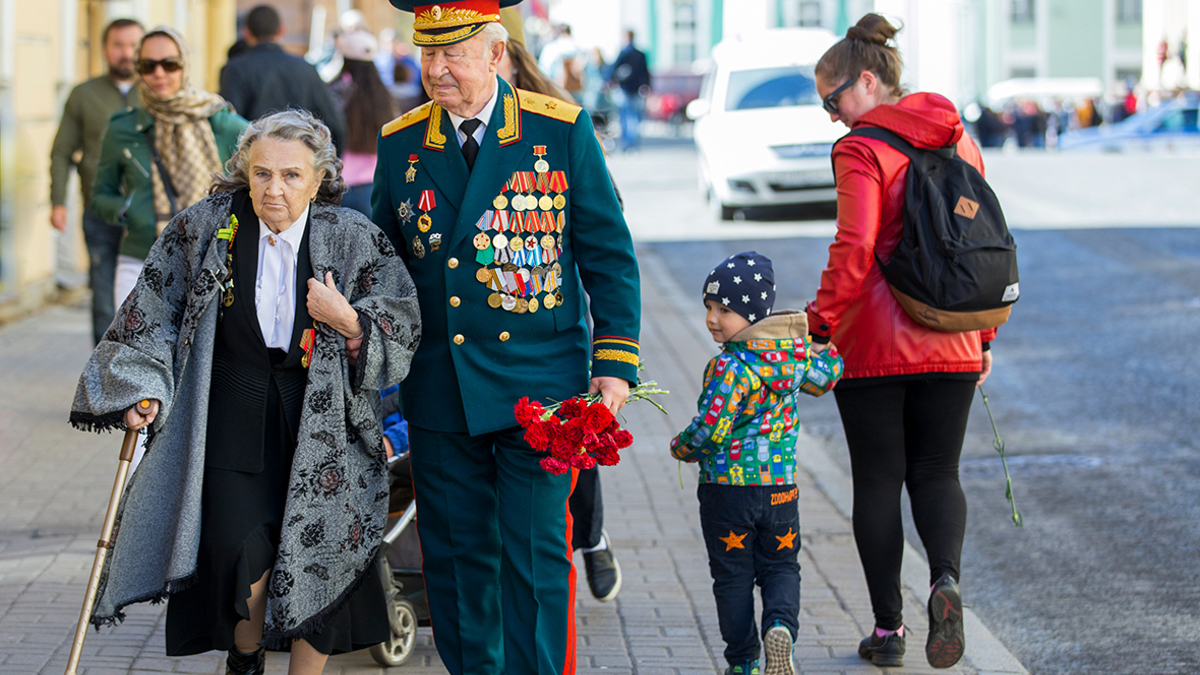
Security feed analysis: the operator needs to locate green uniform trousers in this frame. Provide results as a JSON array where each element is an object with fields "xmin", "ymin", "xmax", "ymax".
[{"xmin": 409, "ymin": 424, "xmax": 577, "ymax": 674}]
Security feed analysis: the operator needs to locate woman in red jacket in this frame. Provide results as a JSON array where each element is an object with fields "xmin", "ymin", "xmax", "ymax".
[{"xmin": 807, "ymin": 14, "xmax": 994, "ymax": 670}]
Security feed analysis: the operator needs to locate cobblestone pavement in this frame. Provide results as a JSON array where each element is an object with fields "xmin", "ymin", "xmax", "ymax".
[{"xmin": 0, "ymin": 249, "xmax": 1027, "ymax": 675}]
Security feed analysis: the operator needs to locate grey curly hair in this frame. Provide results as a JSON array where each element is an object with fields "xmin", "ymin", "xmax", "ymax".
[{"xmin": 210, "ymin": 108, "xmax": 347, "ymax": 204}]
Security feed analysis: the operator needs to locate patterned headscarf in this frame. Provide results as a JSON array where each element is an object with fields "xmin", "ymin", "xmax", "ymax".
[{"xmin": 136, "ymin": 27, "xmax": 232, "ymax": 225}]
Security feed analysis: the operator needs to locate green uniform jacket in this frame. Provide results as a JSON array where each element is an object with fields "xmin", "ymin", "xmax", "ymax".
[
  {"xmin": 373, "ymin": 77, "xmax": 641, "ymax": 435},
  {"xmin": 49, "ymin": 76, "xmax": 141, "ymax": 210},
  {"xmin": 90, "ymin": 107, "xmax": 246, "ymax": 260}
]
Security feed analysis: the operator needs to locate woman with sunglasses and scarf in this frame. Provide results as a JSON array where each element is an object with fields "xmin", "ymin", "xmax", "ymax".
[
  {"xmin": 92, "ymin": 26, "xmax": 247, "ymax": 312},
  {"xmin": 805, "ymin": 14, "xmax": 995, "ymax": 670}
]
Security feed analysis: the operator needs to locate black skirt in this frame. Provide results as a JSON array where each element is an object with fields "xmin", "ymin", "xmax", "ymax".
[{"xmin": 165, "ymin": 349, "xmax": 388, "ymax": 656}]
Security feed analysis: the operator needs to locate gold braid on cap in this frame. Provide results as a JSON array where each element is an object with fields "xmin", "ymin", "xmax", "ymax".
[
  {"xmin": 413, "ymin": 24, "xmax": 485, "ymax": 46},
  {"xmin": 414, "ymin": 6, "xmax": 500, "ymax": 31}
]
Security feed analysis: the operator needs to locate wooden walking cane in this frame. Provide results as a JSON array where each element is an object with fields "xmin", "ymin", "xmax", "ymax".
[{"xmin": 65, "ymin": 399, "xmax": 154, "ymax": 675}]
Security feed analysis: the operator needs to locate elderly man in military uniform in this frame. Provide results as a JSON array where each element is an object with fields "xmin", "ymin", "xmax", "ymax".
[{"xmin": 371, "ymin": 2, "xmax": 641, "ymax": 673}]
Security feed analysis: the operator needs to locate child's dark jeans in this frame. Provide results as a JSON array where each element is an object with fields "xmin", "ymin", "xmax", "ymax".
[{"xmin": 699, "ymin": 483, "xmax": 801, "ymax": 665}]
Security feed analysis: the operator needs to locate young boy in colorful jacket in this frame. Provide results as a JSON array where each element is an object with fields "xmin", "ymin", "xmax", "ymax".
[{"xmin": 671, "ymin": 251, "xmax": 842, "ymax": 675}]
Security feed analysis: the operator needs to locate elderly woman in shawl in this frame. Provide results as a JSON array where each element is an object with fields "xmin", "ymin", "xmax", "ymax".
[
  {"xmin": 91, "ymin": 26, "xmax": 247, "ymax": 309},
  {"xmin": 71, "ymin": 108, "xmax": 420, "ymax": 675}
]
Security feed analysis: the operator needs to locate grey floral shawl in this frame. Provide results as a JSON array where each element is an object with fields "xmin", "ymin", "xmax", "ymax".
[{"xmin": 70, "ymin": 190, "xmax": 420, "ymax": 646}]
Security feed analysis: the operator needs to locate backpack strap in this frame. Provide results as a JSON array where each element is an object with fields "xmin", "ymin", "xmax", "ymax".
[{"xmin": 841, "ymin": 125, "xmax": 957, "ymax": 161}]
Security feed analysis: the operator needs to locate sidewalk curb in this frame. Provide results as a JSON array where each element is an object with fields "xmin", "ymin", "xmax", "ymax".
[{"xmin": 638, "ymin": 245, "xmax": 1029, "ymax": 675}]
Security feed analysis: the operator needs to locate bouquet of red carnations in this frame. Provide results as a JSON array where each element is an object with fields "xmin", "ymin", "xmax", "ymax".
[{"xmin": 514, "ymin": 379, "xmax": 668, "ymax": 475}]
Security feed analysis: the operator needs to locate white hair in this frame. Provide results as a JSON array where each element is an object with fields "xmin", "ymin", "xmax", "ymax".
[{"xmin": 479, "ymin": 21, "xmax": 509, "ymax": 50}]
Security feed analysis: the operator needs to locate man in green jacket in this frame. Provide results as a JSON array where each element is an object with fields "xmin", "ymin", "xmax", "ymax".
[
  {"xmin": 49, "ymin": 18, "xmax": 143, "ymax": 345},
  {"xmin": 374, "ymin": 2, "xmax": 640, "ymax": 672}
]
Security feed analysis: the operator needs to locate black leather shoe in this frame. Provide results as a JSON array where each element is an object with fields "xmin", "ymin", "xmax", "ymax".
[
  {"xmin": 226, "ymin": 646, "xmax": 265, "ymax": 675},
  {"xmin": 858, "ymin": 628, "xmax": 905, "ymax": 667},
  {"xmin": 583, "ymin": 537, "xmax": 622, "ymax": 602},
  {"xmin": 926, "ymin": 573, "xmax": 965, "ymax": 668}
]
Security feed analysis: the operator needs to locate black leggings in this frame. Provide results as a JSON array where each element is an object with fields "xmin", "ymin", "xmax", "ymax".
[{"xmin": 833, "ymin": 378, "xmax": 976, "ymax": 631}]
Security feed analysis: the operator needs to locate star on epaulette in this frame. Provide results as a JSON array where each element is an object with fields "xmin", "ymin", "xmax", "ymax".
[{"xmin": 545, "ymin": 101, "xmax": 557, "ymax": 110}]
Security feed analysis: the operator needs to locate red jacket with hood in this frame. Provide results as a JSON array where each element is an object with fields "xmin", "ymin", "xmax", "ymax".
[{"xmin": 806, "ymin": 92, "xmax": 996, "ymax": 381}]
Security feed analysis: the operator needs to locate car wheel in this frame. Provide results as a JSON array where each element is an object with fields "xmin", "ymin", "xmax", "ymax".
[{"xmin": 370, "ymin": 596, "xmax": 419, "ymax": 667}]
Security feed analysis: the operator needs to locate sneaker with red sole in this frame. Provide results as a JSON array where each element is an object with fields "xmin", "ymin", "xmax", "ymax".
[{"xmin": 926, "ymin": 573, "xmax": 965, "ymax": 668}]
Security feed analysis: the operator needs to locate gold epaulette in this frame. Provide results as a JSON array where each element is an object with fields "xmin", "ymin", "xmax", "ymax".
[
  {"xmin": 516, "ymin": 89, "xmax": 582, "ymax": 124},
  {"xmin": 382, "ymin": 102, "xmax": 434, "ymax": 137}
]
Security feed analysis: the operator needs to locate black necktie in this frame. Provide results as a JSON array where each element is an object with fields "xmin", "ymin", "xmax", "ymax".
[{"xmin": 459, "ymin": 118, "xmax": 482, "ymax": 170}]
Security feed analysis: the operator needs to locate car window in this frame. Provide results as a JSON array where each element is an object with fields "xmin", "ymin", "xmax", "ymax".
[
  {"xmin": 1156, "ymin": 109, "xmax": 1199, "ymax": 133},
  {"xmin": 723, "ymin": 66, "xmax": 819, "ymax": 111}
]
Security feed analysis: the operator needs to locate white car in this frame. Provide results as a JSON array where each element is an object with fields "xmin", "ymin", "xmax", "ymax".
[{"xmin": 688, "ymin": 29, "xmax": 845, "ymax": 220}]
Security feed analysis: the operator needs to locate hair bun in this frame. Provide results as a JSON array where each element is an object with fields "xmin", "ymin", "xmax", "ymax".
[{"xmin": 846, "ymin": 13, "xmax": 898, "ymax": 45}]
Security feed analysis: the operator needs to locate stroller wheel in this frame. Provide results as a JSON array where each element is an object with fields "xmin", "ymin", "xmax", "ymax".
[{"xmin": 370, "ymin": 596, "xmax": 418, "ymax": 667}]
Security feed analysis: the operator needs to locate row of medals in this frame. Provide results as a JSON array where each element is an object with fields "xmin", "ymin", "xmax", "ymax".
[{"xmin": 478, "ymin": 158, "xmax": 565, "ymax": 314}]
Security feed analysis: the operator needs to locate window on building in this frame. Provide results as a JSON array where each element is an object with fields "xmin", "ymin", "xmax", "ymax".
[
  {"xmin": 797, "ymin": 1, "xmax": 822, "ymax": 27},
  {"xmin": 1116, "ymin": 0, "xmax": 1141, "ymax": 24},
  {"xmin": 673, "ymin": 0, "xmax": 697, "ymax": 64},
  {"xmin": 1011, "ymin": 0, "xmax": 1035, "ymax": 24}
]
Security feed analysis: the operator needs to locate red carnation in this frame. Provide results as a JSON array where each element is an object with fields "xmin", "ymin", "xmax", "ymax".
[
  {"xmin": 612, "ymin": 429, "xmax": 634, "ymax": 449},
  {"xmin": 514, "ymin": 397, "xmax": 546, "ymax": 427},
  {"xmin": 524, "ymin": 421, "xmax": 552, "ymax": 451},
  {"xmin": 540, "ymin": 456, "xmax": 570, "ymax": 475},
  {"xmin": 582, "ymin": 402, "xmax": 614, "ymax": 434}
]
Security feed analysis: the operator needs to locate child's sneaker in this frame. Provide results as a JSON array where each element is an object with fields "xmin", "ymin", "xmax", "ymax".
[
  {"xmin": 926, "ymin": 573, "xmax": 965, "ymax": 668},
  {"xmin": 762, "ymin": 623, "xmax": 795, "ymax": 675},
  {"xmin": 724, "ymin": 660, "xmax": 760, "ymax": 675},
  {"xmin": 858, "ymin": 627, "xmax": 905, "ymax": 667}
]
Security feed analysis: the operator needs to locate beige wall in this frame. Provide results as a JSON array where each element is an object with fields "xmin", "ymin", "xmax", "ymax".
[{"xmin": 0, "ymin": 0, "xmax": 235, "ymax": 324}]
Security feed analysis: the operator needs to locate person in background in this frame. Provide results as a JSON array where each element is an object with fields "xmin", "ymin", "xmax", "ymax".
[
  {"xmin": 49, "ymin": 18, "xmax": 144, "ymax": 345},
  {"xmin": 328, "ymin": 29, "xmax": 396, "ymax": 217},
  {"xmin": 91, "ymin": 26, "xmax": 247, "ymax": 311},
  {"xmin": 220, "ymin": 4, "xmax": 347, "ymax": 151},
  {"xmin": 809, "ymin": 14, "xmax": 995, "ymax": 669},
  {"xmin": 609, "ymin": 29, "xmax": 651, "ymax": 152},
  {"xmin": 538, "ymin": 23, "xmax": 584, "ymax": 103},
  {"xmin": 376, "ymin": 29, "xmax": 425, "ymax": 110},
  {"xmin": 495, "ymin": 9, "xmax": 624, "ymax": 603}
]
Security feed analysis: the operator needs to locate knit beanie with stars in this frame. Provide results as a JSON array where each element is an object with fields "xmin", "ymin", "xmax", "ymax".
[{"xmin": 702, "ymin": 251, "xmax": 776, "ymax": 325}]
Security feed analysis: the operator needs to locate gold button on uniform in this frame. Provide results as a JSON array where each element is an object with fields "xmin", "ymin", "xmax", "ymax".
[
  {"xmin": 499, "ymin": 331, "xmax": 510, "ymax": 342},
  {"xmin": 453, "ymin": 334, "xmax": 465, "ymax": 345},
  {"xmin": 447, "ymin": 257, "xmax": 459, "ymax": 269},
  {"xmin": 449, "ymin": 296, "xmax": 461, "ymax": 307}
]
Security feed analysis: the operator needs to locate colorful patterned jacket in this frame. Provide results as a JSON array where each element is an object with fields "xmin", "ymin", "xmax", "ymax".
[{"xmin": 671, "ymin": 311, "xmax": 841, "ymax": 486}]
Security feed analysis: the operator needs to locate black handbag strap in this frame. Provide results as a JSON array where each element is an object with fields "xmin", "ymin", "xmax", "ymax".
[
  {"xmin": 845, "ymin": 125, "xmax": 957, "ymax": 161},
  {"xmin": 143, "ymin": 128, "xmax": 180, "ymax": 217}
]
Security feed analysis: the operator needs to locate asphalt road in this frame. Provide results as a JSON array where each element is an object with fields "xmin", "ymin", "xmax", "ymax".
[{"xmin": 609, "ymin": 142, "xmax": 1200, "ymax": 675}]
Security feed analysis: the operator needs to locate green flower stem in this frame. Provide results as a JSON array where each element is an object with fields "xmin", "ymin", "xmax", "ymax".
[{"xmin": 979, "ymin": 386, "xmax": 1024, "ymax": 527}]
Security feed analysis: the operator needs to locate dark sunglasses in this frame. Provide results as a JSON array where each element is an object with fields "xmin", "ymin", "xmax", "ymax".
[
  {"xmin": 822, "ymin": 76, "xmax": 857, "ymax": 115},
  {"xmin": 136, "ymin": 57, "xmax": 183, "ymax": 75}
]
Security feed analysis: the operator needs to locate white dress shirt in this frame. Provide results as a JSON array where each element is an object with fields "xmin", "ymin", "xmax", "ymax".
[
  {"xmin": 447, "ymin": 83, "xmax": 500, "ymax": 148},
  {"xmin": 255, "ymin": 205, "xmax": 309, "ymax": 350}
]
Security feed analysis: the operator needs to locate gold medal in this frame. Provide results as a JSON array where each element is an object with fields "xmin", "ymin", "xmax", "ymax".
[
  {"xmin": 528, "ymin": 297, "xmax": 539, "ymax": 313},
  {"xmin": 406, "ymin": 154, "xmax": 419, "ymax": 183},
  {"xmin": 516, "ymin": 298, "xmax": 529, "ymax": 314},
  {"xmin": 540, "ymin": 234, "xmax": 555, "ymax": 249},
  {"xmin": 222, "ymin": 285, "xmax": 235, "ymax": 307},
  {"xmin": 493, "ymin": 194, "xmax": 508, "ymax": 210},
  {"xmin": 501, "ymin": 262, "xmax": 518, "ymax": 273},
  {"xmin": 412, "ymin": 235, "xmax": 425, "ymax": 259},
  {"xmin": 510, "ymin": 235, "xmax": 525, "ymax": 252},
  {"xmin": 539, "ymin": 195, "xmax": 553, "ymax": 211},
  {"xmin": 488, "ymin": 292, "xmax": 502, "ymax": 308},
  {"xmin": 552, "ymin": 261, "xmax": 563, "ymax": 274},
  {"xmin": 492, "ymin": 233, "xmax": 508, "ymax": 249},
  {"xmin": 501, "ymin": 294, "xmax": 517, "ymax": 311},
  {"xmin": 543, "ymin": 292, "xmax": 556, "ymax": 309},
  {"xmin": 555, "ymin": 290, "xmax": 564, "ymax": 305},
  {"xmin": 417, "ymin": 214, "xmax": 432, "ymax": 233},
  {"xmin": 473, "ymin": 232, "xmax": 491, "ymax": 250},
  {"xmin": 476, "ymin": 267, "xmax": 491, "ymax": 283},
  {"xmin": 553, "ymin": 194, "xmax": 566, "ymax": 210}
]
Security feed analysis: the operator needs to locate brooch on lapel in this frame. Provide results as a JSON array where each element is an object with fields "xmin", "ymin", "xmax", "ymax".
[{"xmin": 300, "ymin": 327, "xmax": 315, "ymax": 368}]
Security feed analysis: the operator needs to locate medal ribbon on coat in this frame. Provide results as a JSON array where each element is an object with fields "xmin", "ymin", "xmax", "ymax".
[{"xmin": 417, "ymin": 189, "xmax": 436, "ymax": 233}]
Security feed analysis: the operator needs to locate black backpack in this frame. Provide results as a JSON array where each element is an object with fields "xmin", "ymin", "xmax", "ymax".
[{"xmin": 839, "ymin": 126, "xmax": 1019, "ymax": 332}]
